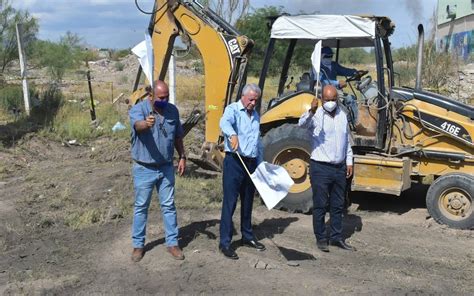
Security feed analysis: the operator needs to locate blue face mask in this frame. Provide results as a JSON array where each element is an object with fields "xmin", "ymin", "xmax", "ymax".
[{"xmin": 154, "ymin": 100, "xmax": 168, "ymax": 109}]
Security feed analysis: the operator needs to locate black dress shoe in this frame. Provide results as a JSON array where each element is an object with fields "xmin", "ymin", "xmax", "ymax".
[
  {"xmin": 219, "ymin": 246, "xmax": 239, "ymax": 260},
  {"xmin": 329, "ymin": 240, "xmax": 356, "ymax": 251},
  {"xmin": 242, "ymin": 239, "xmax": 266, "ymax": 251},
  {"xmin": 316, "ymin": 239, "xmax": 329, "ymax": 252}
]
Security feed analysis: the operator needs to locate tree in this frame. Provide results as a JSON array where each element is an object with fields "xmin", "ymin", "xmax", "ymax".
[
  {"xmin": 203, "ymin": 0, "xmax": 250, "ymax": 25},
  {"xmin": 235, "ymin": 6, "xmax": 286, "ymax": 76},
  {"xmin": 32, "ymin": 32, "xmax": 84, "ymax": 81},
  {"xmin": 338, "ymin": 48, "xmax": 372, "ymax": 65},
  {"xmin": 0, "ymin": 0, "xmax": 38, "ymax": 72}
]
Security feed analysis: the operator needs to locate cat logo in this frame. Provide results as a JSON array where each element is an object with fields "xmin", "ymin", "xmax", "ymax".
[{"xmin": 227, "ymin": 38, "xmax": 240, "ymax": 55}]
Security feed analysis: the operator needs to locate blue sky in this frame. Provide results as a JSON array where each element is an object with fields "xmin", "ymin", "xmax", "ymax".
[{"xmin": 13, "ymin": 0, "xmax": 437, "ymax": 49}]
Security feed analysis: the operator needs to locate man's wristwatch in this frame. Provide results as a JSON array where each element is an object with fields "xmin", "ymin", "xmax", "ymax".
[{"xmin": 179, "ymin": 155, "xmax": 187, "ymax": 160}]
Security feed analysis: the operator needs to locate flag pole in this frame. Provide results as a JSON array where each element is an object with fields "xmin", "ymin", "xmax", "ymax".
[
  {"xmin": 315, "ymin": 77, "xmax": 320, "ymax": 99},
  {"xmin": 235, "ymin": 151, "xmax": 252, "ymax": 178}
]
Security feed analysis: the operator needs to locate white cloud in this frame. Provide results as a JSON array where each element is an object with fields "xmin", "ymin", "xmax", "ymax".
[{"xmin": 12, "ymin": 0, "xmax": 437, "ymax": 49}]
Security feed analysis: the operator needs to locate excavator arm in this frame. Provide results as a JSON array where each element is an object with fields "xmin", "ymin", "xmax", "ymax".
[{"xmin": 130, "ymin": 0, "xmax": 253, "ymax": 170}]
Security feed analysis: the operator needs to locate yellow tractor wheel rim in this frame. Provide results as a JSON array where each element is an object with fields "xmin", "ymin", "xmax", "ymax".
[
  {"xmin": 273, "ymin": 147, "xmax": 311, "ymax": 194},
  {"xmin": 439, "ymin": 187, "xmax": 472, "ymax": 221}
]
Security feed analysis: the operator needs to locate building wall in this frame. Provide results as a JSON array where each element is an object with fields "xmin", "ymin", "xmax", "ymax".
[
  {"xmin": 437, "ymin": 0, "xmax": 474, "ymax": 59},
  {"xmin": 438, "ymin": 0, "xmax": 474, "ymax": 25}
]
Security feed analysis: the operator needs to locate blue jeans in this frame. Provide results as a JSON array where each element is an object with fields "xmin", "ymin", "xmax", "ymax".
[
  {"xmin": 343, "ymin": 94, "xmax": 358, "ymax": 124},
  {"xmin": 219, "ymin": 153, "xmax": 257, "ymax": 248},
  {"xmin": 309, "ymin": 160, "xmax": 347, "ymax": 241},
  {"xmin": 131, "ymin": 162, "xmax": 178, "ymax": 248}
]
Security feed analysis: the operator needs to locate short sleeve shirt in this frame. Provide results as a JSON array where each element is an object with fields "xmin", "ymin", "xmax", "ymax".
[{"xmin": 129, "ymin": 100, "xmax": 184, "ymax": 165}]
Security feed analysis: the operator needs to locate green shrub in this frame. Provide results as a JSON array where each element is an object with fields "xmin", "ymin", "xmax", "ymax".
[
  {"xmin": 110, "ymin": 49, "xmax": 130, "ymax": 61},
  {"xmin": 31, "ymin": 83, "xmax": 63, "ymax": 122},
  {"xmin": 114, "ymin": 62, "xmax": 124, "ymax": 71},
  {"xmin": 49, "ymin": 99, "xmax": 128, "ymax": 142},
  {"xmin": 0, "ymin": 84, "xmax": 36, "ymax": 113},
  {"xmin": 392, "ymin": 41, "xmax": 459, "ymax": 92},
  {"xmin": 192, "ymin": 60, "xmax": 203, "ymax": 74},
  {"xmin": 119, "ymin": 75, "xmax": 128, "ymax": 84}
]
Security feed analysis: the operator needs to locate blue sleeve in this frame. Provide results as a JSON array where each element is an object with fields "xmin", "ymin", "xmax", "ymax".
[
  {"xmin": 335, "ymin": 63, "xmax": 357, "ymax": 77},
  {"xmin": 219, "ymin": 104, "xmax": 237, "ymax": 138},
  {"xmin": 319, "ymin": 71, "xmax": 339, "ymax": 87},
  {"xmin": 129, "ymin": 103, "xmax": 146, "ymax": 134}
]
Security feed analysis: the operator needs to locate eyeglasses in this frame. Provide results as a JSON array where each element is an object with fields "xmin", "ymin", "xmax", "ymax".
[
  {"xmin": 149, "ymin": 111, "xmax": 168, "ymax": 137},
  {"xmin": 159, "ymin": 121, "xmax": 168, "ymax": 137},
  {"xmin": 155, "ymin": 96, "xmax": 168, "ymax": 100}
]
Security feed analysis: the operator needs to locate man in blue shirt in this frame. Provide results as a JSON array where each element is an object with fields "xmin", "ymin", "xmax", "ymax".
[
  {"xmin": 218, "ymin": 83, "xmax": 265, "ymax": 260},
  {"xmin": 315, "ymin": 47, "xmax": 361, "ymax": 124},
  {"xmin": 129, "ymin": 80, "xmax": 186, "ymax": 262},
  {"xmin": 299, "ymin": 85, "xmax": 355, "ymax": 252}
]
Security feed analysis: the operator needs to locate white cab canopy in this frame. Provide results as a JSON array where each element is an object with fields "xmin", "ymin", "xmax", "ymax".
[{"xmin": 270, "ymin": 15, "xmax": 381, "ymax": 47}]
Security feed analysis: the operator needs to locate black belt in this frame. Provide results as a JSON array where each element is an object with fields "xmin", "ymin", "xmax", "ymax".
[
  {"xmin": 312, "ymin": 160, "xmax": 345, "ymax": 168},
  {"xmin": 134, "ymin": 160, "xmax": 168, "ymax": 168},
  {"xmin": 226, "ymin": 152, "xmax": 256, "ymax": 162}
]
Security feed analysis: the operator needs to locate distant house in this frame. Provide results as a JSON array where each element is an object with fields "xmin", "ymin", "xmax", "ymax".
[{"xmin": 436, "ymin": 0, "xmax": 474, "ymax": 60}]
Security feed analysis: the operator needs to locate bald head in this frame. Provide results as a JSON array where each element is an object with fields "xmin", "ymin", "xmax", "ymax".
[
  {"xmin": 150, "ymin": 80, "xmax": 169, "ymax": 111},
  {"xmin": 153, "ymin": 80, "xmax": 169, "ymax": 98},
  {"xmin": 322, "ymin": 85, "xmax": 337, "ymax": 102}
]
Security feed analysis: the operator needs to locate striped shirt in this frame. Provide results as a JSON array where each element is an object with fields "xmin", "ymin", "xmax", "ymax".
[{"xmin": 298, "ymin": 107, "xmax": 353, "ymax": 165}]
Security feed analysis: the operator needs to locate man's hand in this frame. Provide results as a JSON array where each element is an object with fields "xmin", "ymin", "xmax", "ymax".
[
  {"xmin": 230, "ymin": 135, "xmax": 239, "ymax": 151},
  {"xmin": 145, "ymin": 115, "xmax": 155, "ymax": 128},
  {"xmin": 346, "ymin": 165, "xmax": 353, "ymax": 179},
  {"xmin": 339, "ymin": 80, "xmax": 347, "ymax": 88},
  {"xmin": 310, "ymin": 97, "xmax": 320, "ymax": 113},
  {"xmin": 177, "ymin": 158, "xmax": 186, "ymax": 176}
]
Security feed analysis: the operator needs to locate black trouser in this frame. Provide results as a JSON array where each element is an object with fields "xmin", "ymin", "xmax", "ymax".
[
  {"xmin": 309, "ymin": 160, "xmax": 347, "ymax": 241},
  {"xmin": 219, "ymin": 153, "xmax": 257, "ymax": 248}
]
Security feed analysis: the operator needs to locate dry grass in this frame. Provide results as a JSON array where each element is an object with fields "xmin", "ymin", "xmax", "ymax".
[
  {"xmin": 64, "ymin": 209, "xmax": 107, "ymax": 230},
  {"xmin": 45, "ymin": 96, "xmax": 129, "ymax": 142},
  {"xmin": 175, "ymin": 173, "xmax": 223, "ymax": 210},
  {"xmin": 173, "ymin": 74, "xmax": 205, "ymax": 102}
]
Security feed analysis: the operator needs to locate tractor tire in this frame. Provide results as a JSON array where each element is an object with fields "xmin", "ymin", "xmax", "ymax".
[
  {"xmin": 262, "ymin": 123, "xmax": 313, "ymax": 213},
  {"xmin": 426, "ymin": 173, "xmax": 473, "ymax": 229}
]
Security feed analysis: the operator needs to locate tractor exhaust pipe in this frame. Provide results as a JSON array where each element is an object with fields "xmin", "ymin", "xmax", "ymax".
[{"xmin": 415, "ymin": 24, "xmax": 424, "ymax": 90}]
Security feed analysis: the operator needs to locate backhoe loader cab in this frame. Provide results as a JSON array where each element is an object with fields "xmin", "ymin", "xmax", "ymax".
[
  {"xmin": 257, "ymin": 14, "xmax": 396, "ymax": 212},
  {"xmin": 256, "ymin": 15, "xmax": 473, "ymax": 229}
]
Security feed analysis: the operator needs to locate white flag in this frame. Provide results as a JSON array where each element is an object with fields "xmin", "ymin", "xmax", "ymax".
[
  {"xmin": 250, "ymin": 162, "xmax": 294, "ymax": 210},
  {"xmin": 131, "ymin": 32, "xmax": 154, "ymax": 85},
  {"xmin": 310, "ymin": 40, "xmax": 322, "ymax": 80}
]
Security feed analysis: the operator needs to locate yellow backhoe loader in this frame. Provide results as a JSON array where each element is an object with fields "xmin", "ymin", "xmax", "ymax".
[{"xmin": 130, "ymin": 0, "xmax": 473, "ymax": 229}]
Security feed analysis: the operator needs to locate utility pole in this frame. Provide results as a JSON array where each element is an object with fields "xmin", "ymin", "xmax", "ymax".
[
  {"xmin": 15, "ymin": 23, "xmax": 31, "ymax": 116},
  {"xmin": 168, "ymin": 49, "xmax": 176, "ymax": 105}
]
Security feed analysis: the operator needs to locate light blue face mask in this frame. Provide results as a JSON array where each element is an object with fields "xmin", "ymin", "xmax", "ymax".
[{"xmin": 321, "ymin": 57, "xmax": 332, "ymax": 67}]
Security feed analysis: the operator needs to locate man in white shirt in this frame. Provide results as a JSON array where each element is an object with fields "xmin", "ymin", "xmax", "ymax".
[{"xmin": 298, "ymin": 85, "xmax": 355, "ymax": 252}]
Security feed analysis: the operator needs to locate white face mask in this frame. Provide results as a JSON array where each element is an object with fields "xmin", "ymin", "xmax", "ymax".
[
  {"xmin": 323, "ymin": 101, "xmax": 337, "ymax": 112},
  {"xmin": 321, "ymin": 57, "xmax": 332, "ymax": 67}
]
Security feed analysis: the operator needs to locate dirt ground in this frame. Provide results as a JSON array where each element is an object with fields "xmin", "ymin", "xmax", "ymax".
[{"xmin": 0, "ymin": 136, "xmax": 473, "ymax": 295}]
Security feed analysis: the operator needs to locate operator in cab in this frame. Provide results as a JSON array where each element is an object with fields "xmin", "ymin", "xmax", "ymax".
[{"xmin": 313, "ymin": 47, "xmax": 362, "ymax": 124}]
